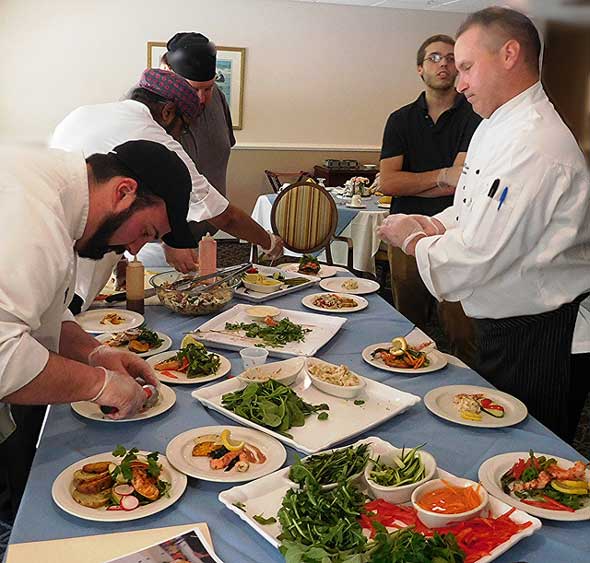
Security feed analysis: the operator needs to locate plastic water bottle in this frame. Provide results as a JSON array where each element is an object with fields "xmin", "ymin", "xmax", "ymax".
[{"xmin": 198, "ymin": 233, "xmax": 217, "ymax": 277}]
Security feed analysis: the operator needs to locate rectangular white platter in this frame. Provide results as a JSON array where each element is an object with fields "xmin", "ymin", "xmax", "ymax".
[
  {"xmin": 191, "ymin": 304, "xmax": 346, "ymax": 358},
  {"xmin": 234, "ymin": 265, "xmax": 320, "ymax": 303},
  {"xmin": 218, "ymin": 436, "xmax": 542, "ymax": 563},
  {"xmin": 192, "ymin": 373, "xmax": 420, "ymax": 454}
]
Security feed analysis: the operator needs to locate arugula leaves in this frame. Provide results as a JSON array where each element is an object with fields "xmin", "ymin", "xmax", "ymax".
[
  {"xmin": 111, "ymin": 445, "xmax": 161, "ymax": 481},
  {"xmin": 176, "ymin": 343, "xmax": 221, "ymax": 378},
  {"xmin": 225, "ymin": 318, "xmax": 311, "ymax": 348}
]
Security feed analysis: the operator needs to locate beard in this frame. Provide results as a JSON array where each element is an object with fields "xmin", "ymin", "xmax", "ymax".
[
  {"xmin": 423, "ymin": 72, "xmax": 456, "ymax": 92},
  {"xmin": 77, "ymin": 207, "xmax": 136, "ymax": 260}
]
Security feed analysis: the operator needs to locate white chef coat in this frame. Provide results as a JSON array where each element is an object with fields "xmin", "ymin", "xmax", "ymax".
[
  {"xmin": 414, "ymin": 82, "xmax": 590, "ymax": 351},
  {"xmin": 0, "ymin": 146, "xmax": 87, "ymax": 439},
  {"xmin": 50, "ymin": 100, "xmax": 230, "ymax": 308}
]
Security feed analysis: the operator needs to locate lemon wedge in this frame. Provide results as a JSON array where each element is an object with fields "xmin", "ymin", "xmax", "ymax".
[
  {"xmin": 551, "ymin": 480, "xmax": 589, "ymax": 495},
  {"xmin": 389, "ymin": 336, "xmax": 408, "ymax": 357},
  {"xmin": 460, "ymin": 410, "xmax": 482, "ymax": 421},
  {"xmin": 181, "ymin": 334, "xmax": 205, "ymax": 349},
  {"xmin": 220, "ymin": 429, "xmax": 244, "ymax": 451}
]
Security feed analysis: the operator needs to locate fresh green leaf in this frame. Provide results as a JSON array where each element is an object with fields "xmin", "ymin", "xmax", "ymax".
[{"xmin": 253, "ymin": 513, "xmax": 277, "ymax": 525}]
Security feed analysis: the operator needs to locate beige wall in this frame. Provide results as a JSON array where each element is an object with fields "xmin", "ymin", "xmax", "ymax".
[{"xmin": 0, "ymin": 0, "xmax": 468, "ymax": 210}]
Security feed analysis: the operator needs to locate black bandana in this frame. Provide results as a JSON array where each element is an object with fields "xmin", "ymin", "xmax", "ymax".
[{"xmin": 166, "ymin": 32, "xmax": 217, "ymax": 81}]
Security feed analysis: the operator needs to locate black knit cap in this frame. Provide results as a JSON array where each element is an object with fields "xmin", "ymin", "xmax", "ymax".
[{"xmin": 166, "ymin": 32, "xmax": 217, "ymax": 81}]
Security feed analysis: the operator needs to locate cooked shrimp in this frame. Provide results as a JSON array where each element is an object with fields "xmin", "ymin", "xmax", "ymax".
[
  {"xmin": 209, "ymin": 449, "xmax": 241, "ymax": 470},
  {"xmin": 239, "ymin": 444, "xmax": 267, "ymax": 464},
  {"xmin": 512, "ymin": 471, "xmax": 552, "ymax": 492},
  {"xmin": 545, "ymin": 461, "xmax": 588, "ymax": 481},
  {"xmin": 154, "ymin": 358, "xmax": 181, "ymax": 371}
]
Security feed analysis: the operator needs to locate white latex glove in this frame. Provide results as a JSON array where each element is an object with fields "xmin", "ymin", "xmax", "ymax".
[
  {"xmin": 163, "ymin": 244, "xmax": 199, "ymax": 274},
  {"xmin": 436, "ymin": 165, "xmax": 463, "ymax": 189},
  {"xmin": 377, "ymin": 214, "xmax": 426, "ymax": 252},
  {"xmin": 90, "ymin": 368, "xmax": 146, "ymax": 420},
  {"xmin": 410, "ymin": 215, "xmax": 446, "ymax": 236},
  {"xmin": 88, "ymin": 345, "xmax": 160, "ymax": 388},
  {"xmin": 260, "ymin": 232, "xmax": 284, "ymax": 260}
]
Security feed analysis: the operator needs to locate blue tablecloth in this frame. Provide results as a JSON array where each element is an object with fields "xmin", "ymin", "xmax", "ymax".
[{"xmin": 9, "ymin": 280, "xmax": 590, "ymax": 562}]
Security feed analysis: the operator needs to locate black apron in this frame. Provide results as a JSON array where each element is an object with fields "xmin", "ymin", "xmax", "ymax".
[{"xmin": 472, "ymin": 294, "xmax": 590, "ymax": 442}]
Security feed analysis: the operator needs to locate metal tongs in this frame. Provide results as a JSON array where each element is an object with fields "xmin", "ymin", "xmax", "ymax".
[{"xmin": 171, "ymin": 262, "xmax": 252, "ymax": 296}]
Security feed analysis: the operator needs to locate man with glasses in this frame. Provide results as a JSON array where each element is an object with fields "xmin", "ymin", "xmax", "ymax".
[
  {"xmin": 379, "ymin": 34, "xmax": 481, "ymax": 366},
  {"xmin": 51, "ymin": 69, "xmax": 282, "ymax": 312}
]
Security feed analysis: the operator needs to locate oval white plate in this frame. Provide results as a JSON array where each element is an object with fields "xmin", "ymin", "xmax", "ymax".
[
  {"xmin": 147, "ymin": 350, "xmax": 231, "ymax": 385},
  {"xmin": 71, "ymin": 384, "xmax": 176, "ymax": 422},
  {"xmin": 166, "ymin": 425, "xmax": 287, "ymax": 483},
  {"xmin": 302, "ymin": 292, "xmax": 368, "ymax": 313},
  {"xmin": 52, "ymin": 450, "xmax": 187, "ymax": 522},
  {"xmin": 75, "ymin": 309, "xmax": 144, "ymax": 334},
  {"xmin": 320, "ymin": 277, "xmax": 380, "ymax": 295},
  {"xmin": 424, "ymin": 385, "xmax": 528, "ymax": 428},
  {"xmin": 95, "ymin": 331, "xmax": 172, "ymax": 358},
  {"xmin": 278, "ymin": 263, "xmax": 344, "ymax": 279},
  {"xmin": 478, "ymin": 451, "xmax": 590, "ymax": 521},
  {"xmin": 362, "ymin": 342, "xmax": 447, "ymax": 374},
  {"xmin": 345, "ymin": 203, "xmax": 366, "ymax": 209}
]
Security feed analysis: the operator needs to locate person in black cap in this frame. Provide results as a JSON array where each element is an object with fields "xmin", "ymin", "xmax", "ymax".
[
  {"xmin": 0, "ymin": 140, "xmax": 192, "ymax": 518},
  {"xmin": 161, "ymin": 32, "xmax": 238, "ymax": 252}
]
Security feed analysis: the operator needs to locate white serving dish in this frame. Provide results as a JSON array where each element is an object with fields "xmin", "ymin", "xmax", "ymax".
[
  {"xmin": 190, "ymin": 304, "xmax": 347, "ymax": 358},
  {"xmin": 192, "ymin": 374, "xmax": 420, "ymax": 454},
  {"xmin": 245, "ymin": 305, "xmax": 281, "ymax": 319},
  {"xmin": 411, "ymin": 475, "xmax": 489, "ymax": 528},
  {"xmin": 305, "ymin": 357, "xmax": 365, "ymax": 399},
  {"xmin": 235, "ymin": 265, "xmax": 320, "ymax": 303},
  {"xmin": 364, "ymin": 442, "xmax": 437, "ymax": 504},
  {"xmin": 302, "ymin": 292, "xmax": 368, "ymax": 314},
  {"xmin": 95, "ymin": 331, "xmax": 172, "ymax": 358},
  {"xmin": 242, "ymin": 279, "xmax": 283, "ymax": 294},
  {"xmin": 218, "ymin": 436, "xmax": 542, "ymax": 563},
  {"xmin": 319, "ymin": 277, "xmax": 380, "ymax": 295},
  {"xmin": 237, "ymin": 357, "xmax": 306, "ymax": 386}
]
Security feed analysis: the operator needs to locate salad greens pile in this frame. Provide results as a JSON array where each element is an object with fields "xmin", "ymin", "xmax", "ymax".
[
  {"xmin": 136, "ymin": 325, "xmax": 163, "ymax": 347},
  {"xmin": 176, "ymin": 343, "xmax": 221, "ymax": 378},
  {"xmin": 369, "ymin": 445, "xmax": 426, "ymax": 487},
  {"xmin": 225, "ymin": 318, "xmax": 311, "ymax": 348},
  {"xmin": 221, "ymin": 380, "xmax": 329, "ymax": 437},
  {"xmin": 289, "ymin": 444, "xmax": 370, "ymax": 487}
]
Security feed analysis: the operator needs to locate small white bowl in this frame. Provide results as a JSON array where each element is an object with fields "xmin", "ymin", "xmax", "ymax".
[
  {"xmin": 245, "ymin": 305, "xmax": 281, "ymax": 320},
  {"xmin": 364, "ymin": 445, "xmax": 437, "ymax": 504},
  {"xmin": 243, "ymin": 279, "xmax": 283, "ymax": 294},
  {"xmin": 305, "ymin": 358, "xmax": 365, "ymax": 399},
  {"xmin": 411, "ymin": 476, "xmax": 488, "ymax": 528},
  {"xmin": 237, "ymin": 357, "xmax": 305, "ymax": 386}
]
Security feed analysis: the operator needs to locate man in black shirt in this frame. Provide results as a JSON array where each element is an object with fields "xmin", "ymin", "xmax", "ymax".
[{"xmin": 380, "ymin": 34, "xmax": 481, "ymax": 366}]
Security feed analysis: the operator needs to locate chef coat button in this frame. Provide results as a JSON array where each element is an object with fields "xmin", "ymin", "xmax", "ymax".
[
  {"xmin": 476, "ymin": 169, "xmax": 480, "ymax": 175},
  {"xmin": 456, "ymin": 216, "xmax": 459, "ymax": 221},
  {"xmin": 463, "ymin": 198, "xmax": 466, "ymax": 203}
]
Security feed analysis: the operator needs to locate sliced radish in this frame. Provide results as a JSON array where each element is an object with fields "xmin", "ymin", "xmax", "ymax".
[
  {"xmin": 113, "ymin": 484, "xmax": 134, "ymax": 496},
  {"xmin": 121, "ymin": 495, "xmax": 140, "ymax": 511},
  {"xmin": 106, "ymin": 505, "xmax": 124, "ymax": 511}
]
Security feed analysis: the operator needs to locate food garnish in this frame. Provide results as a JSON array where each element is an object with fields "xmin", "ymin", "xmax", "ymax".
[
  {"xmin": 311, "ymin": 293, "xmax": 358, "ymax": 310},
  {"xmin": 308, "ymin": 361, "xmax": 360, "ymax": 387},
  {"xmin": 289, "ymin": 443, "xmax": 370, "ymax": 486},
  {"xmin": 371, "ymin": 337, "xmax": 431, "ymax": 369},
  {"xmin": 298, "ymin": 254, "xmax": 321, "ymax": 275},
  {"xmin": 500, "ymin": 450, "xmax": 589, "ymax": 511},
  {"xmin": 154, "ymin": 342, "xmax": 220, "ymax": 378},
  {"xmin": 225, "ymin": 317, "xmax": 311, "ymax": 348},
  {"xmin": 103, "ymin": 325, "xmax": 163, "ymax": 354},
  {"xmin": 369, "ymin": 445, "xmax": 426, "ymax": 487},
  {"xmin": 221, "ymin": 380, "xmax": 329, "ymax": 437},
  {"xmin": 100, "ymin": 312, "xmax": 125, "ymax": 325},
  {"xmin": 454, "ymin": 393, "xmax": 505, "ymax": 421},
  {"xmin": 416, "ymin": 480, "xmax": 483, "ymax": 514},
  {"xmin": 342, "ymin": 279, "xmax": 359, "ymax": 291},
  {"xmin": 192, "ymin": 429, "xmax": 266, "ymax": 473}
]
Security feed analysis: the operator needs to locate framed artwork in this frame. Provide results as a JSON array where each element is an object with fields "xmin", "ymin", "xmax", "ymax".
[{"xmin": 147, "ymin": 41, "xmax": 246, "ymax": 130}]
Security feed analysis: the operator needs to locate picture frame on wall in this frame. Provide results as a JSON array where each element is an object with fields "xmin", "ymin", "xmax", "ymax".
[{"xmin": 147, "ymin": 41, "xmax": 246, "ymax": 130}]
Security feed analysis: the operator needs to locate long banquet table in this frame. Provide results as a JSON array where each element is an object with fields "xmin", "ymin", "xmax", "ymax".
[{"xmin": 7, "ymin": 278, "xmax": 590, "ymax": 562}]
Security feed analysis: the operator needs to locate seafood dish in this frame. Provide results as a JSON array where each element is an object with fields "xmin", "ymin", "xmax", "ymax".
[
  {"xmin": 370, "ymin": 336, "xmax": 431, "ymax": 369},
  {"xmin": 154, "ymin": 342, "xmax": 221, "ymax": 379},
  {"xmin": 298, "ymin": 254, "xmax": 321, "ymax": 275},
  {"xmin": 454, "ymin": 393, "xmax": 505, "ymax": 422},
  {"xmin": 311, "ymin": 293, "xmax": 358, "ymax": 310},
  {"xmin": 100, "ymin": 312, "xmax": 126, "ymax": 325},
  {"xmin": 100, "ymin": 326, "xmax": 163, "ymax": 354}
]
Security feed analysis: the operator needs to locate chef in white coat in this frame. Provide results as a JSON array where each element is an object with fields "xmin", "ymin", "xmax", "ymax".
[
  {"xmin": 378, "ymin": 7, "xmax": 590, "ymax": 441},
  {"xmin": 0, "ymin": 140, "xmax": 194, "ymax": 515},
  {"xmin": 51, "ymin": 69, "xmax": 282, "ymax": 311}
]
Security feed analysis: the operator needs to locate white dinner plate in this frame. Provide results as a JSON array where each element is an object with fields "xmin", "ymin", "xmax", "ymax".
[
  {"xmin": 52, "ymin": 450, "xmax": 187, "ymax": 522},
  {"xmin": 479, "ymin": 451, "xmax": 590, "ymax": 521},
  {"xmin": 278, "ymin": 263, "xmax": 346, "ymax": 279},
  {"xmin": 95, "ymin": 331, "xmax": 172, "ymax": 358},
  {"xmin": 319, "ymin": 277, "xmax": 380, "ymax": 295},
  {"xmin": 71, "ymin": 384, "xmax": 176, "ymax": 422},
  {"xmin": 166, "ymin": 425, "xmax": 287, "ymax": 483},
  {"xmin": 147, "ymin": 350, "xmax": 232, "ymax": 385},
  {"xmin": 378, "ymin": 202, "xmax": 391, "ymax": 209},
  {"xmin": 424, "ymin": 385, "xmax": 528, "ymax": 428},
  {"xmin": 362, "ymin": 342, "xmax": 447, "ymax": 374},
  {"xmin": 75, "ymin": 309, "xmax": 144, "ymax": 333},
  {"xmin": 345, "ymin": 203, "xmax": 366, "ymax": 209},
  {"xmin": 302, "ymin": 292, "xmax": 368, "ymax": 313}
]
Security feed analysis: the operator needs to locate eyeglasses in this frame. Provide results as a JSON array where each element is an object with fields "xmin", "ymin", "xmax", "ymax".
[{"xmin": 424, "ymin": 53, "xmax": 455, "ymax": 64}]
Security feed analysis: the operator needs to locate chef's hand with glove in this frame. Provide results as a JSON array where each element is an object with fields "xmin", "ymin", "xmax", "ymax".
[
  {"xmin": 377, "ymin": 214, "xmax": 446, "ymax": 256},
  {"xmin": 89, "ymin": 367, "xmax": 147, "ymax": 420},
  {"xmin": 164, "ymin": 244, "xmax": 199, "ymax": 274},
  {"xmin": 88, "ymin": 345, "xmax": 160, "ymax": 388},
  {"xmin": 260, "ymin": 231, "xmax": 284, "ymax": 261}
]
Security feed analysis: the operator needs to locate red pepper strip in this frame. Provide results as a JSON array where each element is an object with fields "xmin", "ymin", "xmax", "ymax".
[
  {"xmin": 180, "ymin": 356, "xmax": 189, "ymax": 372},
  {"xmin": 160, "ymin": 370, "xmax": 179, "ymax": 379},
  {"xmin": 541, "ymin": 495, "xmax": 576, "ymax": 512},
  {"xmin": 512, "ymin": 459, "xmax": 526, "ymax": 480}
]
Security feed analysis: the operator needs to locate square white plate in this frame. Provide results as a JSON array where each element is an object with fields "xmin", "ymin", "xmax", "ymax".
[
  {"xmin": 192, "ymin": 373, "xmax": 420, "ymax": 454},
  {"xmin": 218, "ymin": 436, "xmax": 542, "ymax": 562},
  {"xmin": 234, "ymin": 265, "xmax": 320, "ymax": 303},
  {"xmin": 191, "ymin": 304, "xmax": 347, "ymax": 358}
]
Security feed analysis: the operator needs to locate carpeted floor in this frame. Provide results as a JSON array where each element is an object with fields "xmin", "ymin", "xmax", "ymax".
[{"xmin": 0, "ymin": 241, "xmax": 587, "ymax": 561}]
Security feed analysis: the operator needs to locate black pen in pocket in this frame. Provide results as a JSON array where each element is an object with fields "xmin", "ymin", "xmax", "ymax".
[{"xmin": 488, "ymin": 178, "xmax": 500, "ymax": 198}]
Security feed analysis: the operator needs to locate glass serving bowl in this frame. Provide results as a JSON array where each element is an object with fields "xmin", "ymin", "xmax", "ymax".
[{"xmin": 149, "ymin": 270, "xmax": 240, "ymax": 316}]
